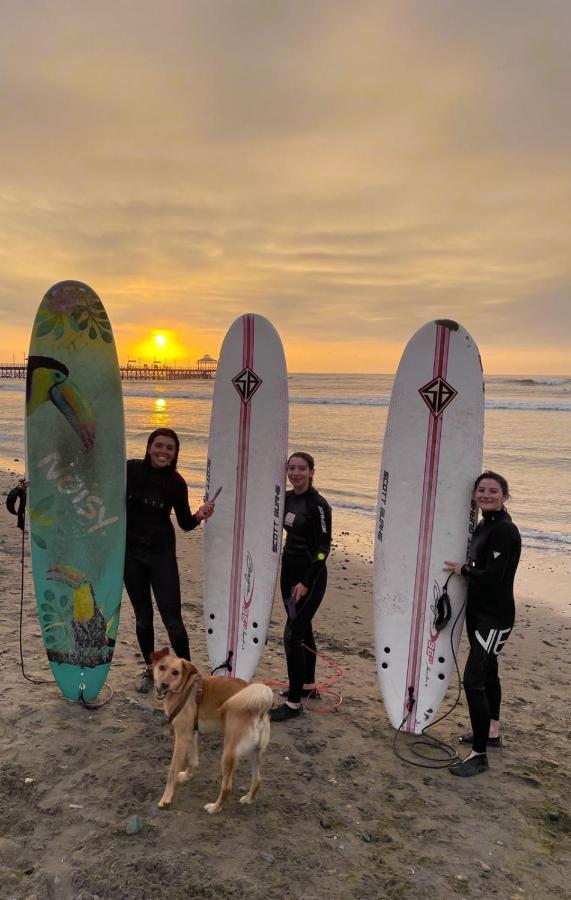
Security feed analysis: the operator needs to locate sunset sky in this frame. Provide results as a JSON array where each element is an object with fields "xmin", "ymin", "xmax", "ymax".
[{"xmin": 1, "ymin": 1, "xmax": 570, "ymax": 373}]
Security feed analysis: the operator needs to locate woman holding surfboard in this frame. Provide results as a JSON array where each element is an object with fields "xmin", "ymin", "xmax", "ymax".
[
  {"xmin": 124, "ymin": 428, "xmax": 215, "ymax": 693},
  {"xmin": 444, "ymin": 471, "xmax": 521, "ymax": 776},
  {"xmin": 270, "ymin": 452, "xmax": 332, "ymax": 722}
]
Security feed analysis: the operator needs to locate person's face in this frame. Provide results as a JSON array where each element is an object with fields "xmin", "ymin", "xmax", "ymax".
[
  {"xmin": 287, "ymin": 456, "xmax": 313, "ymax": 493},
  {"xmin": 474, "ymin": 478, "xmax": 506, "ymax": 513},
  {"xmin": 148, "ymin": 435, "xmax": 177, "ymax": 469}
]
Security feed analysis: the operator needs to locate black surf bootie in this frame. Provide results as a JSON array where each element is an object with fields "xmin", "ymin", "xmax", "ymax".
[
  {"xmin": 280, "ymin": 687, "xmax": 321, "ymax": 700},
  {"xmin": 449, "ymin": 753, "xmax": 489, "ymax": 777},
  {"xmin": 269, "ymin": 703, "xmax": 303, "ymax": 722}
]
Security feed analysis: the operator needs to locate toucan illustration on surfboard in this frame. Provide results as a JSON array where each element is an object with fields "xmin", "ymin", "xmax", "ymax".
[
  {"xmin": 26, "ymin": 280, "xmax": 125, "ymax": 701},
  {"xmin": 47, "ymin": 565, "xmax": 110, "ymax": 651},
  {"xmin": 26, "ymin": 355, "xmax": 96, "ymax": 452}
]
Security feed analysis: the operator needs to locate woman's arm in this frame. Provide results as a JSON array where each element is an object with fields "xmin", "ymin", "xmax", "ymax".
[
  {"xmin": 446, "ymin": 522, "xmax": 520, "ymax": 588},
  {"xmin": 301, "ymin": 497, "xmax": 332, "ymax": 589},
  {"xmin": 171, "ymin": 473, "xmax": 199, "ymax": 531},
  {"xmin": 172, "ymin": 473, "xmax": 216, "ymax": 530}
]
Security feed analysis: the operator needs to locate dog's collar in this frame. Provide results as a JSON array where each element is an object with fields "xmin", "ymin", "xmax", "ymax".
[{"xmin": 167, "ymin": 671, "xmax": 203, "ymax": 725}]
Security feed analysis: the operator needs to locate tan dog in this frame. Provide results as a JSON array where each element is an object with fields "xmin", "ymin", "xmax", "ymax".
[{"xmin": 150, "ymin": 648, "xmax": 272, "ymax": 814}]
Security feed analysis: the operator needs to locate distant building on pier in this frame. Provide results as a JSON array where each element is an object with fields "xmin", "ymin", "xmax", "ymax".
[{"xmin": 196, "ymin": 354, "xmax": 218, "ymax": 375}]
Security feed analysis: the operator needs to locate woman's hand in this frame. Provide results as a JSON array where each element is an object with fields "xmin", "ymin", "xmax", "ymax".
[
  {"xmin": 196, "ymin": 500, "xmax": 215, "ymax": 522},
  {"xmin": 444, "ymin": 560, "xmax": 465, "ymax": 577},
  {"xmin": 290, "ymin": 582, "xmax": 309, "ymax": 603}
]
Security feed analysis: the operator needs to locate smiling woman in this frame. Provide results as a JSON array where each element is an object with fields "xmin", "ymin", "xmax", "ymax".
[{"xmin": 123, "ymin": 427, "xmax": 217, "ymax": 693}]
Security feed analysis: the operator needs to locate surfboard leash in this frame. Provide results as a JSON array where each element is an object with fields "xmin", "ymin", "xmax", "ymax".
[
  {"xmin": 392, "ymin": 596, "xmax": 467, "ymax": 768},
  {"xmin": 265, "ymin": 642, "xmax": 344, "ymax": 713},
  {"xmin": 210, "ymin": 650, "xmax": 234, "ymax": 675},
  {"xmin": 14, "ymin": 484, "xmax": 114, "ymax": 708},
  {"xmin": 14, "ymin": 486, "xmax": 52, "ymax": 687},
  {"xmin": 302, "ymin": 644, "xmax": 344, "ymax": 713},
  {"xmin": 78, "ymin": 683, "xmax": 113, "ymax": 710}
]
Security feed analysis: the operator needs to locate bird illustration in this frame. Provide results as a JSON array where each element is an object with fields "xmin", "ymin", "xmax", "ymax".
[
  {"xmin": 47, "ymin": 565, "xmax": 107, "ymax": 651},
  {"xmin": 26, "ymin": 356, "xmax": 96, "ymax": 451}
]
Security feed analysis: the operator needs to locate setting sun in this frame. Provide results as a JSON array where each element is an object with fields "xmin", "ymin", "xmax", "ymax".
[{"xmin": 127, "ymin": 328, "xmax": 205, "ymax": 366}]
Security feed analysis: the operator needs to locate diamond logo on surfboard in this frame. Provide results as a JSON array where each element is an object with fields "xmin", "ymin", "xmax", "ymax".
[
  {"xmin": 418, "ymin": 376, "xmax": 458, "ymax": 416},
  {"xmin": 232, "ymin": 367, "xmax": 262, "ymax": 403}
]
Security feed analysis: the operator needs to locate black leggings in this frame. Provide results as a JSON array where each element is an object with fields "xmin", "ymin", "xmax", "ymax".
[
  {"xmin": 124, "ymin": 544, "xmax": 190, "ymax": 665},
  {"xmin": 463, "ymin": 617, "xmax": 513, "ymax": 753},
  {"xmin": 280, "ymin": 555, "xmax": 327, "ymax": 704}
]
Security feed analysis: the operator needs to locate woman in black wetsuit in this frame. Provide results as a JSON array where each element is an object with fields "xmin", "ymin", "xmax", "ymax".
[
  {"xmin": 124, "ymin": 427, "xmax": 215, "ymax": 692},
  {"xmin": 444, "ymin": 471, "xmax": 521, "ymax": 776},
  {"xmin": 270, "ymin": 452, "xmax": 332, "ymax": 722}
]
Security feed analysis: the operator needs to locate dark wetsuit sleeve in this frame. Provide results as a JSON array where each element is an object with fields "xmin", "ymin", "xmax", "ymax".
[
  {"xmin": 171, "ymin": 472, "xmax": 200, "ymax": 532},
  {"xmin": 463, "ymin": 521, "xmax": 520, "ymax": 591},
  {"xmin": 301, "ymin": 499, "xmax": 332, "ymax": 588}
]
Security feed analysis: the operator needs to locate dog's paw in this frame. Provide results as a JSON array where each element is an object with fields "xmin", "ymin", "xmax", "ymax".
[
  {"xmin": 158, "ymin": 797, "xmax": 172, "ymax": 809},
  {"xmin": 204, "ymin": 802, "xmax": 221, "ymax": 815},
  {"xmin": 176, "ymin": 770, "xmax": 192, "ymax": 784},
  {"xmin": 239, "ymin": 794, "xmax": 255, "ymax": 805}
]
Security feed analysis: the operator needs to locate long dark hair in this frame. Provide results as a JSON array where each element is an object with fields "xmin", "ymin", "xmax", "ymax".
[{"xmin": 145, "ymin": 428, "xmax": 180, "ymax": 469}]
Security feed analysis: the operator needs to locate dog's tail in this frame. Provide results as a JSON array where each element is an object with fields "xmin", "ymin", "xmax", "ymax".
[{"xmin": 221, "ymin": 683, "xmax": 273, "ymax": 716}]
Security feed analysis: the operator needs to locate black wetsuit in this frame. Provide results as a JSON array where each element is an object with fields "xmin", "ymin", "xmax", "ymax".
[
  {"xmin": 124, "ymin": 459, "xmax": 200, "ymax": 663},
  {"xmin": 280, "ymin": 487, "xmax": 332, "ymax": 703},
  {"xmin": 461, "ymin": 508, "xmax": 521, "ymax": 753}
]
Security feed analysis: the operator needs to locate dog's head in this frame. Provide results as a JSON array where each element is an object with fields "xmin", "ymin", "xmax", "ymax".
[{"xmin": 149, "ymin": 648, "xmax": 198, "ymax": 700}]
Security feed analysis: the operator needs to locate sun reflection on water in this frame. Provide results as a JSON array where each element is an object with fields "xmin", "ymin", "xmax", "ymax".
[{"xmin": 150, "ymin": 396, "xmax": 169, "ymax": 426}]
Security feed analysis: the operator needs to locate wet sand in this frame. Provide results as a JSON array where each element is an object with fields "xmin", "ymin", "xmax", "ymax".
[{"xmin": 1, "ymin": 467, "xmax": 569, "ymax": 900}]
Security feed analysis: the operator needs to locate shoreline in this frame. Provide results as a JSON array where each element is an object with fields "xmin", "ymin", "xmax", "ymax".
[{"xmin": 1, "ymin": 465, "xmax": 570, "ymax": 899}]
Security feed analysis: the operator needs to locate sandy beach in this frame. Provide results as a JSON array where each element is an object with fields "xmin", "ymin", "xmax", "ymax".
[{"xmin": 1, "ymin": 465, "xmax": 569, "ymax": 900}]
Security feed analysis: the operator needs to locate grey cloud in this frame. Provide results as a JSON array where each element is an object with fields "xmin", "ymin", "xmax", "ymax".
[{"xmin": 0, "ymin": 1, "xmax": 570, "ymax": 363}]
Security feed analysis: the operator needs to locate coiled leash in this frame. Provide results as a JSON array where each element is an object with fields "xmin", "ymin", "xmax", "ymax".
[
  {"xmin": 8, "ymin": 481, "xmax": 50, "ymax": 688},
  {"xmin": 265, "ymin": 642, "xmax": 344, "ymax": 714},
  {"xmin": 392, "ymin": 575, "xmax": 466, "ymax": 768},
  {"xmin": 78, "ymin": 683, "xmax": 114, "ymax": 710}
]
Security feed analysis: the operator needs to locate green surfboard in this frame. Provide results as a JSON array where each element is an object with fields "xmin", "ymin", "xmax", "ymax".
[{"xmin": 25, "ymin": 281, "xmax": 126, "ymax": 701}]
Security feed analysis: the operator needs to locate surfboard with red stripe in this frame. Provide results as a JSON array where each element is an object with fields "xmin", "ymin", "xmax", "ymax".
[
  {"xmin": 203, "ymin": 314, "xmax": 288, "ymax": 680},
  {"xmin": 373, "ymin": 320, "xmax": 484, "ymax": 733}
]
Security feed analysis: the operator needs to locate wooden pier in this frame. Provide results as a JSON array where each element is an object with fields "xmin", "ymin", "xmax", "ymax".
[{"xmin": 0, "ymin": 362, "xmax": 217, "ymax": 381}]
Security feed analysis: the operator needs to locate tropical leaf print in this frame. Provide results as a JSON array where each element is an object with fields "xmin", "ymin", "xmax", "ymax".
[
  {"xmin": 74, "ymin": 295, "xmax": 113, "ymax": 343},
  {"xmin": 35, "ymin": 307, "xmax": 80, "ymax": 341},
  {"xmin": 34, "ymin": 284, "xmax": 112, "ymax": 344},
  {"xmin": 39, "ymin": 589, "xmax": 75, "ymax": 653}
]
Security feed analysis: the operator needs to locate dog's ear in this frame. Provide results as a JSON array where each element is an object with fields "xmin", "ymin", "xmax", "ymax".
[
  {"xmin": 149, "ymin": 647, "xmax": 170, "ymax": 668},
  {"xmin": 181, "ymin": 659, "xmax": 198, "ymax": 676}
]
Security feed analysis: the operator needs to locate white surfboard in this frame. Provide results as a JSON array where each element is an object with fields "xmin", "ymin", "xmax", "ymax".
[
  {"xmin": 203, "ymin": 314, "xmax": 288, "ymax": 680},
  {"xmin": 374, "ymin": 320, "xmax": 484, "ymax": 733}
]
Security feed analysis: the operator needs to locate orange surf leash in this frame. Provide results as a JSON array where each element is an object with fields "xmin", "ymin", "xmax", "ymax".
[{"xmin": 265, "ymin": 643, "xmax": 344, "ymax": 713}]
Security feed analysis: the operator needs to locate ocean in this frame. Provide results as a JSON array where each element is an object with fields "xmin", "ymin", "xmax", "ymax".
[{"xmin": 2, "ymin": 373, "xmax": 570, "ymax": 608}]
